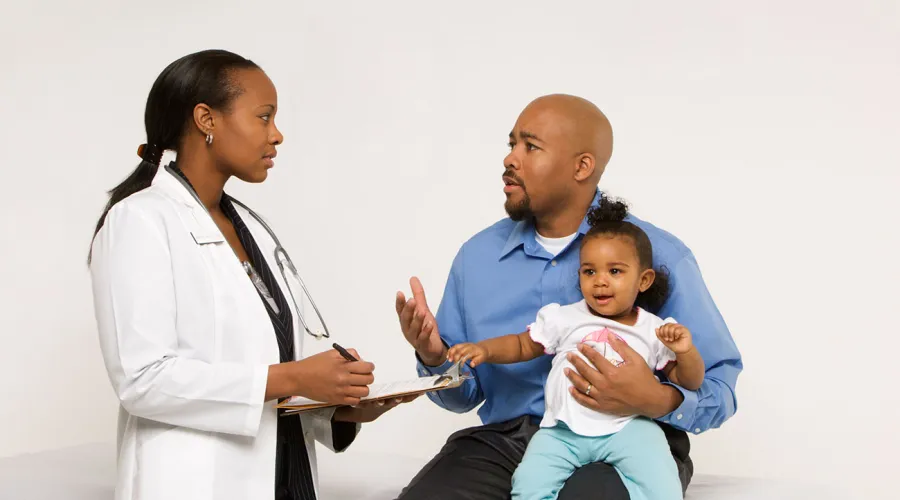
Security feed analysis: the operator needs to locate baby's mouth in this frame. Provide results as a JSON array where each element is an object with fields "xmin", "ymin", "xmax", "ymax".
[{"xmin": 593, "ymin": 294, "xmax": 613, "ymax": 304}]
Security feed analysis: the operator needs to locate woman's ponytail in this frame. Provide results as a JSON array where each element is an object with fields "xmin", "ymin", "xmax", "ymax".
[{"xmin": 87, "ymin": 143, "xmax": 164, "ymax": 264}]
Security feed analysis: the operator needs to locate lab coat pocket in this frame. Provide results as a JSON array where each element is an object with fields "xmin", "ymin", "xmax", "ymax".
[
  {"xmin": 135, "ymin": 418, "xmax": 179, "ymax": 447},
  {"xmin": 136, "ymin": 422, "xmax": 214, "ymax": 499}
]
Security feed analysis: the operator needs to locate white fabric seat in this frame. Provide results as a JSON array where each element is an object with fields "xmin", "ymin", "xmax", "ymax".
[{"xmin": 0, "ymin": 442, "xmax": 841, "ymax": 499}]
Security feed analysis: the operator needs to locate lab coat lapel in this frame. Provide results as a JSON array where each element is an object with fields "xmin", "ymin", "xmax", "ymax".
[
  {"xmin": 151, "ymin": 167, "xmax": 281, "ymax": 364},
  {"xmin": 233, "ymin": 202, "xmax": 337, "ymax": 485},
  {"xmin": 152, "ymin": 168, "xmax": 223, "ymax": 244},
  {"xmin": 233, "ymin": 202, "xmax": 306, "ymax": 361}
]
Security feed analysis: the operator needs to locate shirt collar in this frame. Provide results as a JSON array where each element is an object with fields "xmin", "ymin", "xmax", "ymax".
[
  {"xmin": 499, "ymin": 189, "xmax": 602, "ymax": 260},
  {"xmin": 156, "ymin": 161, "xmax": 235, "ymax": 211}
]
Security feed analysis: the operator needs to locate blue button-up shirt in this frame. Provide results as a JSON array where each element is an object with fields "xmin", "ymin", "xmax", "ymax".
[{"xmin": 417, "ymin": 191, "xmax": 742, "ymax": 435}]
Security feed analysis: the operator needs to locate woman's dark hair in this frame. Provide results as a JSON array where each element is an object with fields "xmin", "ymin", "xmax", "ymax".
[
  {"xmin": 88, "ymin": 49, "xmax": 259, "ymax": 263},
  {"xmin": 584, "ymin": 195, "xmax": 670, "ymax": 312}
]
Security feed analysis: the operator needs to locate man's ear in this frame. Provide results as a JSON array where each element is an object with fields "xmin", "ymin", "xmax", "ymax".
[
  {"xmin": 638, "ymin": 268, "xmax": 656, "ymax": 292},
  {"xmin": 192, "ymin": 103, "xmax": 215, "ymax": 136},
  {"xmin": 574, "ymin": 153, "xmax": 596, "ymax": 182}
]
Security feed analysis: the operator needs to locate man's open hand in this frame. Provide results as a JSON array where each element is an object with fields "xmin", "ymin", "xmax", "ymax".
[{"xmin": 396, "ymin": 277, "xmax": 446, "ymax": 366}]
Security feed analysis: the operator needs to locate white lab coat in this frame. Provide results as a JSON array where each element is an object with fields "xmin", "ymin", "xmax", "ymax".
[{"xmin": 90, "ymin": 167, "xmax": 354, "ymax": 500}]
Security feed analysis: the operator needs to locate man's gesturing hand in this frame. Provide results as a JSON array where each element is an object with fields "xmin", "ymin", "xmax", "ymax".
[{"xmin": 396, "ymin": 277, "xmax": 446, "ymax": 366}]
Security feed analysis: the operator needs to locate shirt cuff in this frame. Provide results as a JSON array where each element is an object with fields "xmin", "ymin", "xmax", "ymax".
[
  {"xmin": 330, "ymin": 417, "xmax": 359, "ymax": 452},
  {"xmin": 246, "ymin": 364, "xmax": 270, "ymax": 434},
  {"xmin": 658, "ymin": 382, "xmax": 701, "ymax": 434},
  {"xmin": 415, "ymin": 340, "xmax": 453, "ymax": 377}
]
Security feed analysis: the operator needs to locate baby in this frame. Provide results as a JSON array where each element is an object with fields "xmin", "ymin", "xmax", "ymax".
[{"xmin": 449, "ymin": 197, "xmax": 705, "ymax": 500}]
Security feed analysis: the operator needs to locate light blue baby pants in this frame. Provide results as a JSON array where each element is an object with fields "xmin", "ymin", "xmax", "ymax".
[{"xmin": 511, "ymin": 417, "xmax": 682, "ymax": 500}]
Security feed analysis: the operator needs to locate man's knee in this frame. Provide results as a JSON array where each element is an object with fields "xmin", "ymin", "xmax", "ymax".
[
  {"xmin": 397, "ymin": 432, "xmax": 521, "ymax": 500},
  {"xmin": 557, "ymin": 461, "xmax": 630, "ymax": 500},
  {"xmin": 659, "ymin": 424, "xmax": 693, "ymax": 493}
]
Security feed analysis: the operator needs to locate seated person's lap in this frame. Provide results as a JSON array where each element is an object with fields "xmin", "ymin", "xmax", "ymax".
[{"xmin": 396, "ymin": 417, "xmax": 690, "ymax": 500}]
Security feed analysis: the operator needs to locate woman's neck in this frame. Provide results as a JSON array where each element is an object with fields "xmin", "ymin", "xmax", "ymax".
[{"xmin": 175, "ymin": 148, "xmax": 228, "ymax": 212}]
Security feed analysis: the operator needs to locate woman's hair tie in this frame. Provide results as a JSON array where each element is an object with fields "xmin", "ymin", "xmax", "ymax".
[{"xmin": 137, "ymin": 143, "xmax": 163, "ymax": 165}]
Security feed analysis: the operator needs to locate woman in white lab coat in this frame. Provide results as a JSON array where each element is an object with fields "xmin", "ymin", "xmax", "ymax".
[{"xmin": 89, "ymin": 49, "xmax": 409, "ymax": 500}]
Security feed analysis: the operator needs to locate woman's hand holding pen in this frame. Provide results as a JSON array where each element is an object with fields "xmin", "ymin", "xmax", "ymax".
[
  {"xmin": 328, "ymin": 343, "xmax": 418, "ymax": 422},
  {"xmin": 266, "ymin": 348, "xmax": 375, "ymax": 405}
]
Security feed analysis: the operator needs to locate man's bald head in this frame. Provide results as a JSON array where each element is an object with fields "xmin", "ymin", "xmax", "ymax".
[
  {"xmin": 521, "ymin": 94, "xmax": 613, "ymax": 182},
  {"xmin": 503, "ymin": 94, "xmax": 614, "ymax": 224}
]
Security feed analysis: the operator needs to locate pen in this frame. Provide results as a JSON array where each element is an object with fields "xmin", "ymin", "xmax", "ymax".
[{"xmin": 332, "ymin": 343, "xmax": 359, "ymax": 362}]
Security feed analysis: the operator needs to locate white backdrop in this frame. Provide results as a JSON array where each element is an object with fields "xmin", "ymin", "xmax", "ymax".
[{"xmin": 1, "ymin": 1, "xmax": 897, "ymax": 498}]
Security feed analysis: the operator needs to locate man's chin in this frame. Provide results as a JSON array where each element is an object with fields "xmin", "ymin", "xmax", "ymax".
[
  {"xmin": 504, "ymin": 193, "xmax": 533, "ymax": 221},
  {"xmin": 504, "ymin": 201, "xmax": 532, "ymax": 221}
]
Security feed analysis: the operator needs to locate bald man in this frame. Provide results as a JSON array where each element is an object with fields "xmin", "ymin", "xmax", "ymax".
[{"xmin": 395, "ymin": 95, "xmax": 742, "ymax": 499}]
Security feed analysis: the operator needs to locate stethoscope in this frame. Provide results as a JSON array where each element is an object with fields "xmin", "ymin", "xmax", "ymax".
[{"xmin": 165, "ymin": 163, "xmax": 331, "ymax": 340}]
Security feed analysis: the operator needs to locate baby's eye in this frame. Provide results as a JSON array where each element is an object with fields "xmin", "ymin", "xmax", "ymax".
[
  {"xmin": 582, "ymin": 269, "xmax": 595, "ymax": 276},
  {"xmin": 610, "ymin": 269, "xmax": 622, "ymax": 275}
]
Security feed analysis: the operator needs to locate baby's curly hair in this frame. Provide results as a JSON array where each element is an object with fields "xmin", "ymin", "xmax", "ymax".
[{"xmin": 584, "ymin": 195, "xmax": 669, "ymax": 312}]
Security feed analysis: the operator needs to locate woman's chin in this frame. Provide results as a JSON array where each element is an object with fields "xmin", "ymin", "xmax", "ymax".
[{"xmin": 236, "ymin": 169, "xmax": 269, "ymax": 184}]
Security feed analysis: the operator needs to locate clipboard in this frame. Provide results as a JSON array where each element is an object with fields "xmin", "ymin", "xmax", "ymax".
[{"xmin": 276, "ymin": 360, "xmax": 473, "ymax": 414}]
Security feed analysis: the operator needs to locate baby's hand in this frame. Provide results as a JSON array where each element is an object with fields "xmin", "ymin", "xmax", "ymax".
[
  {"xmin": 656, "ymin": 324, "xmax": 694, "ymax": 354},
  {"xmin": 448, "ymin": 343, "xmax": 490, "ymax": 368}
]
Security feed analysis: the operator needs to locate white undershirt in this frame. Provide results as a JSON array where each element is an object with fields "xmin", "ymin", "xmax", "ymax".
[{"xmin": 535, "ymin": 231, "xmax": 578, "ymax": 257}]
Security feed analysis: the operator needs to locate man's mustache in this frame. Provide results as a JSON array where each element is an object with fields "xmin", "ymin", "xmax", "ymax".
[{"xmin": 503, "ymin": 172, "xmax": 525, "ymax": 188}]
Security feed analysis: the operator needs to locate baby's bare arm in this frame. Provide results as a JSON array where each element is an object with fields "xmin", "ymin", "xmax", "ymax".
[{"xmin": 482, "ymin": 331, "xmax": 544, "ymax": 364}]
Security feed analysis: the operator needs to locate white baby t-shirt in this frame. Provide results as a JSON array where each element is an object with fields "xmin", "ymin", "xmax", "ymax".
[{"xmin": 529, "ymin": 300, "xmax": 678, "ymax": 437}]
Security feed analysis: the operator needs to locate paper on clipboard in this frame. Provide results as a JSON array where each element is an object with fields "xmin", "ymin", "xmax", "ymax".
[{"xmin": 276, "ymin": 361, "xmax": 473, "ymax": 414}]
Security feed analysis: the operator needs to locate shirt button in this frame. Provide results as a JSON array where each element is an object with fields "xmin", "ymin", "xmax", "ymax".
[
  {"xmin": 694, "ymin": 428, "xmax": 701, "ymax": 434},
  {"xmin": 676, "ymin": 414, "xmax": 683, "ymax": 420},
  {"xmin": 551, "ymin": 260, "xmax": 558, "ymax": 267}
]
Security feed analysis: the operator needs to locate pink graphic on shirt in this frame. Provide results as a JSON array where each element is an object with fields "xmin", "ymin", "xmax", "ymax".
[
  {"xmin": 581, "ymin": 328, "xmax": 622, "ymax": 344},
  {"xmin": 580, "ymin": 328, "xmax": 625, "ymax": 367}
]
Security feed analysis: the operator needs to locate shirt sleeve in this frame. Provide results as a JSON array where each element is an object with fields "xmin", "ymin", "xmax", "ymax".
[
  {"xmin": 91, "ymin": 203, "xmax": 268, "ymax": 437},
  {"xmin": 415, "ymin": 246, "xmax": 485, "ymax": 413},
  {"xmin": 299, "ymin": 407, "xmax": 359, "ymax": 453},
  {"xmin": 527, "ymin": 303, "xmax": 564, "ymax": 354},
  {"xmin": 654, "ymin": 253, "xmax": 743, "ymax": 435}
]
